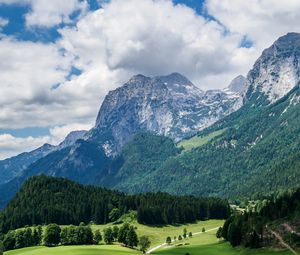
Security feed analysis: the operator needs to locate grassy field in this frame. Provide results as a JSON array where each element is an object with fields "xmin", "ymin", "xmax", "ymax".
[
  {"xmin": 4, "ymin": 219, "xmax": 295, "ymax": 255},
  {"xmin": 4, "ymin": 245, "xmax": 140, "ymax": 255},
  {"xmin": 178, "ymin": 129, "xmax": 226, "ymax": 151},
  {"xmin": 91, "ymin": 219, "xmax": 223, "ymax": 248},
  {"xmin": 153, "ymin": 226, "xmax": 293, "ymax": 255}
]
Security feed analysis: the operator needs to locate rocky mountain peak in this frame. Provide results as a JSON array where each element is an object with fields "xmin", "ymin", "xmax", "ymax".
[
  {"xmin": 90, "ymin": 73, "xmax": 242, "ymax": 156},
  {"xmin": 226, "ymin": 75, "xmax": 248, "ymax": 94},
  {"xmin": 246, "ymin": 32, "xmax": 300, "ymax": 104}
]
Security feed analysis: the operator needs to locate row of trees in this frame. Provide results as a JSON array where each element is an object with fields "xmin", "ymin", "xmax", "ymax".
[
  {"xmin": 0, "ymin": 175, "xmax": 230, "ymax": 233},
  {"xmin": 1, "ymin": 226, "xmax": 42, "ymax": 251},
  {"xmin": 0, "ymin": 222, "xmax": 152, "ymax": 254},
  {"xmin": 165, "ymin": 228, "xmax": 193, "ymax": 245},
  {"xmin": 220, "ymin": 187, "xmax": 300, "ymax": 248}
]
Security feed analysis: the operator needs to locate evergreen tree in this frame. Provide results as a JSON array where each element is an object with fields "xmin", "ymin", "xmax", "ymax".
[
  {"xmin": 112, "ymin": 226, "xmax": 119, "ymax": 240},
  {"xmin": 44, "ymin": 224, "xmax": 61, "ymax": 247},
  {"xmin": 166, "ymin": 236, "xmax": 172, "ymax": 245},
  {"xmin": 118, "ymin": 223, "xmax": 130, "ymax": 244},
  {"xmin": 202, "ymin": 227, "xmax": 206, "ymax": 233},
  {"xmin": 94, "ymin": 230, "xmax": 102, "ymax": 244},
  {"xmin": 109, "ymin": 208, "xmax": 121, "ymax": 222},
  {"xmin": 139, "ymin": 236, "xmax": 151, "ymax": 254},
  {"xmin": 103, "ymin": 227, "xmax": 114, "ymax": 244},
  {"xmin": 33, "ymin": 227, "xmax": 41, "ymax": 246},
  {"xmin": 15, "ymin": 230, "xmax": 25, "ymax": 249},
  {"xmin": 188, "ymin": 232, "xmax": 192, "ymax": 238},
  {"xmin": 178, "ymin": 235, "xmax": 182, "ymax": 241},
  {"xmin": 0, "ymin": 242, "xmax": 3, "ymax": 255},
  {"xmin": 125, "ymin": 226, "xmax": 138, "ymax": 248},
  {"xmin": 24, "ymin": 228, "xmax": 33, "ymax": 247},
  {"xmin": 2, "ymin": 231, "xmax": 15, "ymax": 251}
]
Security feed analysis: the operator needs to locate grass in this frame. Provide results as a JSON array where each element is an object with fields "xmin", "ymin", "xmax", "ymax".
[
  {"xmin": 177, "ymin": 129, "xmax": 226, "ymax": 151},
  {"xmin": 153, "ymin": 227, "xmax": 294, "ymax": 255},
  {"xmin": 4, "ymin": 245, "xmax": 140, "ymax": 255},
  {"xmin": 5, "ymin": 219, "xmax": 295, "ymax": 255},
  {"xmin": 91, "ymin": 219, "xmax": 224, "ymax": 248}
]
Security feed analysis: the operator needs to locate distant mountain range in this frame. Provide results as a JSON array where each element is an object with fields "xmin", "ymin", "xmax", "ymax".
[{"xmin": 0, "ymin": 32, "xmax": 300, "ymax": 208}]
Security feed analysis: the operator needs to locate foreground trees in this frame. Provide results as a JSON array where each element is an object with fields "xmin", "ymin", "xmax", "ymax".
[
  {"xmin": 139, "ymin": 236, "xmax": 151, "ymax": 254},
  {"xmin": 44, "ymin": 224, "xmax": 61, "ymax": 247}
]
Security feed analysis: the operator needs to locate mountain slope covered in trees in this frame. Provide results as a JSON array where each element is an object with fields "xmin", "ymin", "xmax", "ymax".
[{"xmin": 0, "ymin": 175, "xmax": 229, "ymax": 233}]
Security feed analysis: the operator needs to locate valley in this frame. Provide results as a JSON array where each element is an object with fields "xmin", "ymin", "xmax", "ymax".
[{"xmin": 3, "ymin": 221, "xmax": 294, "ymax": 255}]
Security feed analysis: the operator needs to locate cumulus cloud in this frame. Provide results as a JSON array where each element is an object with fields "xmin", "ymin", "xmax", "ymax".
[
  {"xmin": 58, "ymin": 0, "xmax": 249, "ymax": 89},
  {"xmin": 0, "ymin": 133, "xmax": 50, "ymax": 160},
  {"xmin": 205, "ymin": 0, "xmax": 300, "ymax": 50},
  {"xmin": 0, "ymin": 123, "xmax": 93, "ymax": 159},
  {"xmin": 26, "ymin": 0, "xmax": 88, "ymax": 27},
  {"xmin": 0, "ymin": 0, "xmax": 88, "ymax": 27},
  {"xmin": 49, "ymin": 123, "xmax": 93, "ymax": 145},
  {"xmin": 0, "ymin": 17, "xmax": 8, "ymax": 29}
]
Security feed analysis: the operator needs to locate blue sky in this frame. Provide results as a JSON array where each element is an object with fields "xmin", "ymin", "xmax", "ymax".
[{"xmin": 0, "ymin": 0, "xmax": 299, "ymax": 159}]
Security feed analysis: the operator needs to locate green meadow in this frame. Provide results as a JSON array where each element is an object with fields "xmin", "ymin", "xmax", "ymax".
[{"xmin": 4, "ymin": 220, "xmax": 295, "ymax": 255}]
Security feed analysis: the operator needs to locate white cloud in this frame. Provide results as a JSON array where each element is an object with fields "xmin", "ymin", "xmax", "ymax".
[
  {"xmin": 0, "ymin": 133, "xmax": 50, "ymax": 160},
  {"xmin": 205, "ymin": 0, "xmax": 300, "ymax": 50},
  {"xmin": 0, "ymin": 123, "xmax": 93, "ymax": 159},
  {"xmin": 49, "ymin": 123, "xmax": 93, "ymax": 145},
  {"xmin": 0, "ymin": 17, "xmax": 8, "ymax": 29},
  {"xmin": 0, "ymin": 36, "xmax": 72, "ymax": 128},
  {"xmin": 58, "ymin": 0, "xmax": 248, "ymax": 89},
  {"xmin": 0, "ymin": 0, "xmax": 88, "ymax": 27},
  {"xmin": 26, "ymin": 0, "xmax": 88, "ymax": 27}
]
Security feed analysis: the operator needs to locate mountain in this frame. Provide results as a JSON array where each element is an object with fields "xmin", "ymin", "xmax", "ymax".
[
  {"xmin": 246, "ymin": 32, "xmax": 300, "ymax": 105},
  {"xmin": 120, "ymin": 32, "xmax": 300, "ymax": 197},
  {"xmin": 1, "ymin": 33, "xmax": 300, "ymax": 208},
  {"xmin": 87, "ymin": 72, "xmax": 243, "ymax": 156},
  {"xmin": 0, "ymin": 130, "xmax": 87, "ymax": 185},
  {"xmin": 226, "ymin": 75, "xmax": 247, "ymax": 94}
]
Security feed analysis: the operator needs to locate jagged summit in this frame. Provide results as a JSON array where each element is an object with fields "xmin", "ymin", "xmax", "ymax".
[
  {"xmin": 247, "ymin": 32, "xmax": 300, "ymax": 104},
  {"xmin": 91, "ymin": 73, "xmax": 241, "ymax": 156},
  {"xmin": 226, "ymin": 75, "xmax": 247, "ymax": 94}
]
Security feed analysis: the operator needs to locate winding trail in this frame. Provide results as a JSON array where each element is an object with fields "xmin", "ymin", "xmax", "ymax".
[
  {"xmin": 266, "ymin": 226, "xmax": 298, "ymax": 255},
  {"xmin": 146, "ymin": 226, "xmax": 220, "ymax": 254}
]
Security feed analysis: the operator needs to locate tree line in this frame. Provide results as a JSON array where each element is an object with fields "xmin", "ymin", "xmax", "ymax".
[
  {"xmin": 0, "ymin": 175, "xmax": 230, "ymax": 233},
  {"xmin": 219, "ymin": 187, "xmax": 300, "ymax": 248},
  {"xmin": 0, "ymin": 222, "xmax": 151, "ymax": 253}
]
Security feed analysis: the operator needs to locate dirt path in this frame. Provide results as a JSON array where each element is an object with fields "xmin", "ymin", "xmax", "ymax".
[
  {"xmin": 146, "ymin": 226, "xmax": 220, "ymax": 254},
  {"xmin": 267, "ymin": 227, "xmax": 298, "ymax": 255}
]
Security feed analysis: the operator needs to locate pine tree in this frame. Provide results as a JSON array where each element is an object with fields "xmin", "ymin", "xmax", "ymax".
[
  {"xmin": 166, "ymin": 236, "xmax": 172, "ymax": 245},
  {"xmin": 125, "ymin": 226, "xmax": 138, "ymax": 248},
  {"xmin": 112, "ymin": 226, "xmax": 119, "ymax": 240},
  {"xmin": 118, "ymin": 223, "xmax": 130, "ymax": 243},
  {"xmin": 94, "ymin": 230, "xmax": 102, "ymax": 244}
]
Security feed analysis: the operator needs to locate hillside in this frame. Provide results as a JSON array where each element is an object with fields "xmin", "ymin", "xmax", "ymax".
[{"xmin": 0, "ymin": 175, "xmax": 229, "ymax": 233}]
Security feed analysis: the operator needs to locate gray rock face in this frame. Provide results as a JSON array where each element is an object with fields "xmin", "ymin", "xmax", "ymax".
[
  {"xmin": 246, "ymin": 32, "xmax": 300, "ymax": 104},
  {"xmin": 227, "ymin": 75, "xmax": 247, "ymax": 94},
  {"xmin": 88, "ymin": 73, "xmax": 243, "ymax": 156}
]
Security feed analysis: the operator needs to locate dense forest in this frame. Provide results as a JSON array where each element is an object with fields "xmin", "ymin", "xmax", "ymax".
[
  {"xmin": 0, "ymin": 175, "xmax": 229, "ymax": 234},
  {"xmin": 220, "ymin": 187, "xmax": 300, "ymax": 248}
]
